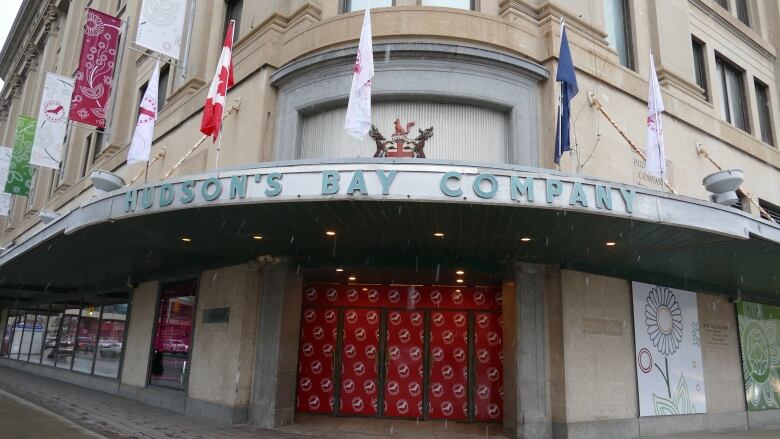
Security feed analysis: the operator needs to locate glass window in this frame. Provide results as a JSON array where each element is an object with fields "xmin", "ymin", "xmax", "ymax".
[
  {"xmin": 150, "ymin": 280, "xmax": 197, "ymax": 390},
  {"xmin": 692, "ymin": 39, "xmax": 708, "ymax": 100},
  {"xmin": 41, "ymin": 304, "xmax": 63, "ymax": 367},
  {"xmin": 736, "ymin": 0, "xmax": 749, "ymax": 25},
  {"xmin": 345, "ymin": 0, "xmax": 392, "ymax": 12},
  {"xmin": 716, "ymin": 57, "xmax": 749, "ymax": 132},
  {"xmin": 755, "ymin": 80, "xmax": 774, "ymax": 146},
  {"xmin": 158, "ymin": 66, "xmax": 170, "ymax": 114},
  {"xmin": 420, "ymin": 0, "xmax": 472, "ymax": 9},
  {"xmin": 226, "ymin": 0, "xmax": 243, "ymax": 39},
  {"xmin": 1, "ymin": 309, "xmax": 20, "ymax": 357},
  {"xmin": 55, "ymin": 301, "xmax": 81, "ymax": 370},
  {"xmin": 604, "ymin": 0, "xmax": 633, "ymax": 69},
  {"xmin": 95, "ymin": 292, "xmax": 129, "ymax": 378},
  {"xmin": 28, "ymin": 305, "xmax": 48, "ymax": 364},
  {"xmin": 73, "ymin": 296, "xmax": 102, "ymax": 374},
  {"xmin": 712, "ymin": 0, "xmax": 727, "ymax": 8}
]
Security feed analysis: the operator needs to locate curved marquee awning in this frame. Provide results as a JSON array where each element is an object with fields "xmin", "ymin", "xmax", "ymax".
[{"xmin": 1, "ymin": 159, "xmax": 779, "ymax": 306}]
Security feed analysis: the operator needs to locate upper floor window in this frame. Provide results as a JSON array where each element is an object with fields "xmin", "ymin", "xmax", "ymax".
[
  {"xmin": 691, "ymin": 38, "xmax": 708, "ymax": 101},
  {"xmin": 345, "ymin": 0, "xmax": 392, "ymax": 12},
  {"xmin": 716, "ymin": 56, "xmax": 749, "ymax": 132},
  {"xmin": 754, "ymin": 79, "xmax": 774, "ymax": 146},
  {"xmin": 420, "ymin": 0, "xmax": 473, "ymax": 9},
  {"xmin": 712, "ymin": 0, "xmax": 727, "ymax": 9},
  {"xmin": 604, "ymin": 0, "xmax": 634, "ymax": 69},
  {"xmin": 735, "ymin": 0, "xmax": 750, "ymax": 26},
  {"xmin": 225, "ymin": 0, "xmax": 243, "ymax": 39}
]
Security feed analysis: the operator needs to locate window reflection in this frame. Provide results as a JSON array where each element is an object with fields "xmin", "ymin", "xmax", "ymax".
[
  {"xmin": 28, "ymin": 305, "xmax": 48, "ymax": 364},
  {"xmin": 150, "ymin": 280, "xmax": 197, "ymax": 390},
  {"xmin": 95, "ymin": 293, "xmax": 129, "ymax": 378},
  {"xmin": 1, "ymin": 309, "xmax": 20, "ymax": 357},
  {"xmin": 41, "ymin": 304, "xmax": 63, "ymax": 367},
  {"xmin": 73, "ymin": 296, "xmax": 102, "ymax": 374},
  {"xmin": 346, "ymin": 0, "xmax": 392, "ymax": 12},
  {"xmin": 55, "ymin": 302, "xmax": 81, "ymax": 370}
]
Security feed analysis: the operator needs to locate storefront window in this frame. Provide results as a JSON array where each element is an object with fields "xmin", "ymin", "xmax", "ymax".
[
  {"xmin": 55, "ymin": 301, "xmax": 81, "ymax": 370},
  {"xmin": 27, "ymin": 306, "xmax": 48, "ymax": 364},
  {"xmin": 95, "ymin": 292, "xmax": 129, "ymax": 378},
  {"xmin": 18, "ymin": 311, "xmax": 38, "ymax": 362},
  {"xmin": 41, "ymin": 304, "xmax": 63, "ymax": 367},
  {"xmin": 73, "ymin": 296, "xmax": 102, "ymax": 374},
  {"xmin": 1, "ymin": 309, "xmax": 20, "ymax": 357},
  {"xmin": 150, "ymin": 280, "xmax": 197, "ymax": 390}
]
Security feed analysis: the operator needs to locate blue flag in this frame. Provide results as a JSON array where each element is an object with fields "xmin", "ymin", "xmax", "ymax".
[{"xmin": 555, "ymin": 24, "xmax": 579, "ymax": 164}]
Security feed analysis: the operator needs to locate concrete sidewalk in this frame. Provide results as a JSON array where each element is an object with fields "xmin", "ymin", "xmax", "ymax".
[{"xmin": 0, "ymin": 365, "xmax": 778, "ymax": 439}]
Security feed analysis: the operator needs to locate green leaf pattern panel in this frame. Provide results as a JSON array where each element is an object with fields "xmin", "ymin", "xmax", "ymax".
[
  {"xmin": 4, "ymin": 116, "xmax": 36, "ymax": 196},
  {"xmin": 737, "ymin": 301, "xmax": 780, "ymax": 411}
]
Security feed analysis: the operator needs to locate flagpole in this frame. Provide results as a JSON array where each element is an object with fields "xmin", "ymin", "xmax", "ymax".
[
  {"xmin": 215, "ymin": 19, "xmax": 235, "ymax": 170},
  {"xmin": 102, "ymin": 16, "xmax": 130, "ymax": 152}
]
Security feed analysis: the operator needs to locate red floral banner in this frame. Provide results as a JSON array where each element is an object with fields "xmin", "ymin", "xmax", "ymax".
[{"xmin": 69, "ymin": 8, "xmax": 122, "ymax": 128}]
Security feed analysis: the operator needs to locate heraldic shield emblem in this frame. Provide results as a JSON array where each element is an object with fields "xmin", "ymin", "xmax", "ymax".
[{"xmin": 369, "ymin": 118, "xmax": 434, "ymax": 158}]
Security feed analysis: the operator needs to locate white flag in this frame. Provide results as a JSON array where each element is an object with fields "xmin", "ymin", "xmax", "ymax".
[
  {"xmin": 344, "ymin": 8, "xmax": 374, "ymax": 140},
  {"xmin": 136, "ymin": 0, "xmax": 187, "ymax": 60},
  {"xmin": 0, "ymin": 146, "xmax": 12, "ymax": 216},
  {"xmin": 645, "ymin": 53, "xmax": 666, "ymax": 179},
  {"xmin": 30, "ymin": 73, "xmax": 74, "ymax": 169},
  {"xmin": 128, "ymin": 61, "xmax": 160, "ymax": 164}
]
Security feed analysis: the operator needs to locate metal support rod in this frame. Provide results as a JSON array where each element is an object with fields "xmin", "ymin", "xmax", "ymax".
[
  {"xmin": 181, "ymin": 0, "xmax": 198, "ymax": 79},
  {"xmin": 695, "ymin": 143, "xmax": 776, "ymax": 223},
  {"xmin": 129, "ymin": 148, "xmax": 166, "ymax": 185},
  {"xmin": 588, "ymin": 91, "xmax": 677, "ymax": 194}
]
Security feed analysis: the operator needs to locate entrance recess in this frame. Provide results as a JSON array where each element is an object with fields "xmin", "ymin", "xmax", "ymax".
[{"xmin": 295, "ymin": 284, "xmax": 503, "ymax": 422}]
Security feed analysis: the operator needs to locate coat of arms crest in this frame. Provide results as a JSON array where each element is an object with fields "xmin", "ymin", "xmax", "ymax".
[{"xmin": 369, "ymin": 118, "xmax": 434, "ymax": 158}]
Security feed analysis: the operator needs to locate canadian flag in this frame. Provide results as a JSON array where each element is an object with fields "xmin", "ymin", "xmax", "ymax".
[
  {"xmin": 127, "ymin": 60, "xmax": 160, "ymax": 164},
  {"xmin": 200, "ymin": 21, "xmax": 235, "ymax": 141},
  {"xmin": 344, "ymin": 8, "xmax": 374, "ymax": 140}
]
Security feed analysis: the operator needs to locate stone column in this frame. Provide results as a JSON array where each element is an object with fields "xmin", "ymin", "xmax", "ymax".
[
  {"xmin": 503, "ymin": 263, "xmax": 553, "ymax": 439},
  {"xmin": 248, "ymin": 260, "xmax": 303, "ymax": 428}
]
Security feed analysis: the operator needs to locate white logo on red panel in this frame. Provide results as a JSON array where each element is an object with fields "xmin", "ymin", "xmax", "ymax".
[
  {"xmin": 418, "ymin": 364, "xmax": 424, "ymax": 377},
  {"xmin": 352, "ymin": 397, "xmax": 364, "ymax": 412},
  {"xmin": 300, "ymin": 377, "xmax": 312, "ymax": 391},
  {"xmin": 453, "ymin": 383, "xmax": 466, "ymax": 399},
  {"xmin": 409, "ymin": 346, "xmax": 422, "ymax": 361},
  {"xmin": 477, "ymin": 384, "xmax": 490, "ymax": 400},
  {"xmin": 305, "ymin": 288, "xmax": 318, "ymax": 302},
  {"xmin": 365, "ymin": 344, "xmax": 377, "ymax": 358},
  {"xmin": 477, "ymin": 314, "xmax": 490, "ymax": 328},
  {"xmin": 399, "ymin": 329, "xmax": 411, "ymax": 343},
  {"xmin": 344, "ymin": 344, "xmax": 357, "ymax": 358},
  {"xmin": 488, "ymin": 331, "xmax": 501, "ymax": 346},
  {"xmin": 321, "ymin": 377, "xmax": 333, "ymax": 392},
  {"xmin": 495, "ymin": 292, "xmax": 503, "ymax": 305},
  {"xmin": 324, "ymin": 309, "xmax": 337, "ymax": 323},
  {"xmin": 343, "ymin": 378, "xmax": 355, "ymax": 393},
  {"xmin": 346, "ymin": 289, "xmax": 359, "ymax": 302},
  {"xmin": 387, "ymin": 380, "xmax": 400, "ymax": 395},
  {"xmin": 304, "ymin": 309, "xmax": 316, "ymax": 322},
  {"xmin": 346, "ymin": 310, "xmax": 358, "ymax": 324},
  {"xmin": 498, "ymin": 349, "xmax": 504, "ymax": 362},
  {"xmin": 388, "ymin": 290, "xmax": 400, "ymax": 303},
  {"xmin": 396, "ymin": 399, "xmax": 409, "ymax": 414},
  {"xmin": 487, "ymin": 367, "xmax": 500, "ymax": 382},
  {"xmin": 498, "ymin": 315, "xmax": 503, "ymax": 328},
  {"xmin": 388, "ymin": 345, "xmax": 400, "ymax": 360},
  {"xmin": 442, "ymin": 330, "xmax": 455, "ymax": 345},
  {"xmin": 302, "ymin": 342, "xmax": 314, "ymax": 357},
  {"xmin": 408, "ymin": 289, "xmax": 421, "ymax": 304},
  {"xmin": 432, "ymin": 313, "xmax": 445, "ymax": 327},
  {"xmin": 432, "ymin": 346, "xmax": 444, "ymax": 362},
  {"xmin": 487, "ymin": 403, "xmax": 500, "ymax": 419},
  {"xmin": 364, "ymin": 380, "xmax": 376, "ymax": 394},
  {"xmin": 308, "ymin": 395, "xmax": 320, "ymax": 410},
  {"xmin": 312, "ymin": 326, "xmax": 324, "ymax": 340},
  {"xmin": 441, "ymin": 401, "xmax": 454, "ymax": 416},
  {"xmin": 453, "ymin": 347, "xmax": 466, "ymax": 363},
  {"xmin": 499, "ymin": 385, "xmax": 504, "ymax": 399},
  {"xmin": 326, "ymin": 288, "xmax": 338, "ymax": 302},
  {"xmin": 474, "ymin": 291, "xmax": 486, "ymax": 306},
  {"xmin": 366, "ymin": 311, "xmax": 378, "ymax": 324},
  {"xmin": 453, "ymin": 313, "xmax": 466, "ymax": 327},
  {"xmin": 389, "ymin": 312, "xmax": 401, "ymax": 326},
  {"xmin": 367, "ymin": 289, "xmax": 379, "ymax": 303},
  {"xmin": 398, "ymin": 363, "xmax": 410, "ymax": 378},
  {"xmin": 441, "ymin": 365, "xmax": 454, "ymax": 380},
  {"xmin": 410, "ymin": 312, "xmax": 422, "ymax": 327},
  {"xmin": 355, "ymin": 327, "xmax": 367, "ymax": 341},
  {"xmin": 330, "ymin": 396, "xmax": 335, "ymax": 410},
  {"xmin": 408, "ymin": 381, "xmax": 421, "ymax": 396},
  {"xmin": 430, "ymin": 290, "xmax": 442, "ymax": 305},
  {"xmin": 477, "ymin": 348, "xmax": 490, "ymax": 363},
  {"xmin": 431, "ymin": 382, "xmax": 444, "ymax": 397},
  {"xmin": 322, "ymin": 343, "xmax": 334, "ymax": 358},
  {"xmin": 451, "ymin": 290, "xmax": 464, "ymax": 304},
  {"xmin": 353, "ymin": 361, "xmax": 366, "ymax": 376},
  {"xmin": 310, "ymin": 360, "xmax": 323, "ymax": 375}
]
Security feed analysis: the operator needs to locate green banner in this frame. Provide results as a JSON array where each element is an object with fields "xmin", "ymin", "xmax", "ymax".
[
  {"xmin": 737, "ymin": 301, "xmax": 780, "ymax": 410},
  {"xmin": 4, "ymin": 115, "xmax": 36, "ymax": 196}
]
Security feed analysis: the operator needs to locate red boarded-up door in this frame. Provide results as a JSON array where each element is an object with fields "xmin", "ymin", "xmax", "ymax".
[{"xmin": 384, "ymin": 310, "xmax": 425, "ymax": 418}]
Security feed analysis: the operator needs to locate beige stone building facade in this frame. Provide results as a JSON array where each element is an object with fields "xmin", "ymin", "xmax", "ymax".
[{"xmin": 0, "ymin": 1, "xmax": 779, "ymax": 438}]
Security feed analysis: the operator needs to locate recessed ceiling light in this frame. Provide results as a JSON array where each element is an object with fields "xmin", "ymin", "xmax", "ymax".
[
  {"xmin": 434, "ymin": 232, "xmax": 445, "ymax": 237},
  {"xmin": 326, "ymin": 231, "xmax": 336, "ymax": 236},
  {"xmin": 181, "ymin": 237, "xmax": 192, "ymax": 242},
  {"xmin": 336, "ymin": 268, "xmax": 344, "ymax": 272},
  {"xmin": 520, "ymin": 237, "xmax": 532, "ymax": 242},
  {"xmin": 606, "ymin": 241, "xmax": 617, "ymax": 246},
  {"xmin": 348, "ymin": 276, "xmax": 356, "ymax": 281},
  {"xmin": 252, "ymin": 235, "xmax": 263, "ymax": 240},
  {"xmin": 455, "ymin": 289, "xmax": 461, "ymax": 293},
  {"xmin": 362, "ymin": 287, "xmax": 368, "ymax": 291},
  {"xmin": 455, "ymin": 270, "xmax": 464, "ymax": 275},
  {"xmin": 456, "ymin": 279, "xmax": 464, "ymax": 283}
]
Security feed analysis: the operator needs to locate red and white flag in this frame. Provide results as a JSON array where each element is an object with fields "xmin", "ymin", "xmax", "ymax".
[
  {"xmin": 344, "ymin": 8, "xmax": 374, "ymax": 140},
  {"xmin": 200, "ymin": 21, "xmax": 235, "ymax": 141},
  {"xmin": 645, "ymin": 52, "xmax": 666, "ymax": 179},
  {"xmin": 127, "ymin": 61, "xmax": 160, "ymax": 164}
]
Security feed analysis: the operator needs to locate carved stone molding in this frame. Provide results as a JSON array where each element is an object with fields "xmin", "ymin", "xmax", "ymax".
[
  {"xmin": 0, "ymin": 99, "xmax": 10, "ymax": 121},
  {"xmin": 499, "ymin": 0, "xmax": 610, "ymax": 44},
  {"xmin": 43, "ymin": 4, "xmax": 60, "ymax": 36},
  {"xmin": 23, "ymin": 44, "xmax": 39, "ymax": 71},
  {"xmin": 6, "ymin": 74, "xmax": 23, "ymax": 98}
]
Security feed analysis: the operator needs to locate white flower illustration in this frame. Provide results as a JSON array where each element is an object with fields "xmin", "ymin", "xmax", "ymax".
[{"xmin": 645, "ymin": 286, "xmax": 683, "ymax": 356}]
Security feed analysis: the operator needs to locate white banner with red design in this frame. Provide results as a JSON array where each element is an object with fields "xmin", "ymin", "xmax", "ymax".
[
  {"xmin": 69, "ymin": 8, "xmax": 122, "ymax": 128},
  {"xmin": 135, "ymin": 0, "xmax": 187, "ymax": 60},
  {"xmin": 128, "ymin": 61, "xmax": 160, "ymax": 164},
  {"xmin": 30, "ymin": 73, "xmax": 75, "ymax": 169}
]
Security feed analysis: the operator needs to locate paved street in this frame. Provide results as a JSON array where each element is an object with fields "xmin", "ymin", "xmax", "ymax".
[{"xmin": 0, "ymin": 366, "xmax": 778, "ymax": 439}]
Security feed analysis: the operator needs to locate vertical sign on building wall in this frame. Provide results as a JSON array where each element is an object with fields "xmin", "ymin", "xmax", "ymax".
[
  {"xmin": 135, "ymin": 0, "xmax": 187, "ymax": 60},
  {"xmin": 4, "ymin": 116, "xmax": 37, "ymax": 196},
  {"xmin": 0, "ymin": 146, "xmax": 13, "ymax": 215},
  {"xmin": 632, "ymin": 282, "xmax": 706, "ymax": 416},
  {"xmin": 31, "ymin": 73, "xmax": 75, "ymax": 169},
  {"xmin": 736, "ymin": 301, "xmax": 780, "ymax": 410}
]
